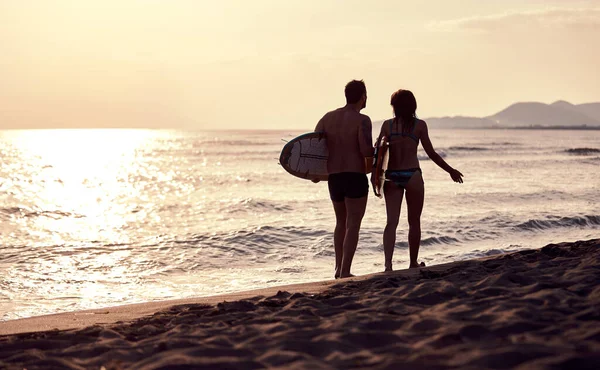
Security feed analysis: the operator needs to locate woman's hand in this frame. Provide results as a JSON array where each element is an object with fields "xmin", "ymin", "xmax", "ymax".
[{"xmin": 449, "ymin": 168, "xmax": 464, "ymax": 183}]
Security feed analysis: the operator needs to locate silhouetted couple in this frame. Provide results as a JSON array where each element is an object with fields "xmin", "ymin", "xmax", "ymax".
[{"xmin": 314, "ymin": 80, "xmax": 463, "ymax": 279}]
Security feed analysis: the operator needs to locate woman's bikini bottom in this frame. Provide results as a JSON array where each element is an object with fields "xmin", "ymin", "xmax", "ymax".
[{"xmin": 385, "ymin": 168, "xmax": 422, "ymax": 189}]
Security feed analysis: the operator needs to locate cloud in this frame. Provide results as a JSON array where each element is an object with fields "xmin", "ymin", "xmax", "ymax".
[{"xmin": 428, "ymin": 8, "xmax": 600, "ymax": 33}]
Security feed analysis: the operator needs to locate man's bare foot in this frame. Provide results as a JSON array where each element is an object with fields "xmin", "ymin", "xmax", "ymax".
[
  {"xmin": 334, "ymin": 268, "xmax": 341, "ymax": 279},
  {"xmin": 384, "ymin": 264, "xmax": 393, "ymax": 272},
  {"xmin": 339, "ymin": 273, "xmax": 355, "ymax": 279},
  {"xmin": 409, "ymin": 262, "xmax": 426, "ymax": 269}
]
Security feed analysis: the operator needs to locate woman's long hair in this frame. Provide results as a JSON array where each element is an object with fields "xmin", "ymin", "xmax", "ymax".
[{"xmin": 390, "ymin": 89, "xmax": 417, "ymax": 134}]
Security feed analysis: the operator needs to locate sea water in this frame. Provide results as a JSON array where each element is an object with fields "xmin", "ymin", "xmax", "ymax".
[{"xmin": 1, "ymin": 128, "xmax": 599, "ymax": 320}]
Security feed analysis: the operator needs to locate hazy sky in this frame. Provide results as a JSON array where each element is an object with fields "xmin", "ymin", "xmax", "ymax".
[{"xmin": 1, "ymin": 0, "xmax": 599, "ymax": 129}]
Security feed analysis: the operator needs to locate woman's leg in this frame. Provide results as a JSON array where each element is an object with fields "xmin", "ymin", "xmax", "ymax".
[
  {"xmin": 383, "ymin": 181, "xmax": 404, "ymax": 271},
  {"xmin": 405, "ymin": 171, "xmax": 425, "ymax": 268}
]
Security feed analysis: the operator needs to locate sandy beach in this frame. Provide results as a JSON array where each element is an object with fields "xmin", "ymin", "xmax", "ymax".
[{"xmin": 1, "ymin": 238, "xmax": 599, "ymax": 370}]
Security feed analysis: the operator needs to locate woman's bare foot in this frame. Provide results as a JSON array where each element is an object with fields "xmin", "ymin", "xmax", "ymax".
[{"xmin": 409, "ymin": 262, "xmax": 426, "ymax": 269}]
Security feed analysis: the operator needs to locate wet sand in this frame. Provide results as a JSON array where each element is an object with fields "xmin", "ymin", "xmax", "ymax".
[{"xmin": 1, "ymin": 239, "xmax": 599, "ymax": 370}]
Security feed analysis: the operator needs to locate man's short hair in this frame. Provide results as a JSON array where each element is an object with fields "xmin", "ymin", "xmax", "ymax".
[{"xmin": 344, "ymin": 80, "xmax": 366, "ymax": 104}]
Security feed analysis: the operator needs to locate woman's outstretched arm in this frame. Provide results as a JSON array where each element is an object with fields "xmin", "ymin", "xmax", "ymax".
[{"xmin": 420, "ymin": 121, "xmax": 464, "ymax": 183}]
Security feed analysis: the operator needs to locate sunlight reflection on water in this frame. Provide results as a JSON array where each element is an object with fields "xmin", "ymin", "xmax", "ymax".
[
  {"xmin": 1, "ymin": 130, "xmax": 173, "ymax": 310},
  {"xmin": 5, "ymin": 129, "xmax": 166, "ymax": 244}
]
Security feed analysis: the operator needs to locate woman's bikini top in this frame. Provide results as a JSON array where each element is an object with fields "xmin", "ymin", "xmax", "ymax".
[{"xmin": 388, "ymin": 118, "xmax": 419, "ymax": 144}]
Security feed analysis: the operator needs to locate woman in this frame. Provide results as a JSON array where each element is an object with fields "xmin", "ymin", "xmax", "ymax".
[{"xmin": 372, "ymin": 89, "xmax": 463, "ymax": 271}]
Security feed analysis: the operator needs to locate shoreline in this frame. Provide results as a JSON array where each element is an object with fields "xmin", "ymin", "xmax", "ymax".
[
  {"xmin": 1, "ymin": 238, "xmax": 599, "ymax": 369},
  {"xmin": 0, "ymin": 259, "xmax": 466, "ymax": 337}
]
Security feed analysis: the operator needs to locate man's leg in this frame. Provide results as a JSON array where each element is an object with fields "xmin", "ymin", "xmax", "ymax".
[
  {"xmin": 339, "ymin": 195, "xmax": 368, "ymax": 278},
  {"xmin": 332, "ymin": 200, "xmax": 346, "ymax": 279}
]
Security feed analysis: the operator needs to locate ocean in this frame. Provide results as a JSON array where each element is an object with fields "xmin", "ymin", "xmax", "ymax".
[{"xmin": 1, "ymin": 127, "xmax": 599, "ymax": 321}]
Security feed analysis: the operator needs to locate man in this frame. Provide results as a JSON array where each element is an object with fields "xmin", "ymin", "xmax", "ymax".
[{"xmin": 314, "ymin": 80, "xmax": 374, "ymax": 279}]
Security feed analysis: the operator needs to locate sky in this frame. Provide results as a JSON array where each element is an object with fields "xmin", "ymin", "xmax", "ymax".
[{"xmin": 1, "ymin": 0, "xmax": 599, "ymax": 129}]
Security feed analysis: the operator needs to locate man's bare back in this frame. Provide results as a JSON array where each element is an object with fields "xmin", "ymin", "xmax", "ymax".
[{"xmin": 315, "ymin": 106, "xmax": 374, "ymax": 174}]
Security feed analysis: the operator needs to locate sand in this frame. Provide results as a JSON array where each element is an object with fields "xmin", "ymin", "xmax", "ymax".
[{"xmin": 1, "ymin": 238, "xmax": 599, "ymax": 370}]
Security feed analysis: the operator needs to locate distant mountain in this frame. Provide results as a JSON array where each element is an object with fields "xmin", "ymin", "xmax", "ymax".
[
  {"xmin": 424, "ymin": 116, "xmax": 497, "ymax": 129},
  {"xmin": 487, "ymin": 102, "xmax": 600, "ymax": 127},
  {"xmin": 549, "ymin": 100, "xmax": 600, "ymax": 122},
  {"xmin": 423, "ymin": 100, "xmax": 600, "ymax": 129},
  {"xmin": 550, "ymin": 100, "xmax": 577, "ymax": 111},
  {"xmin": 571, "ymin": 102, "xmax": 600, "ymax": 122},
  {"xmin": 375, "ymin": 117, "xmax": 498, "ymax": 130}
]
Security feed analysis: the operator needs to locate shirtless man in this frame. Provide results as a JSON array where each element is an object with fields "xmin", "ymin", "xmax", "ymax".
[{"xmin": 314, "ymin": 80, "xmax": 374, "ymax": 279}]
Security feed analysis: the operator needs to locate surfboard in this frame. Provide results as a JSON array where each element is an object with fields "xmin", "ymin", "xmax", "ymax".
[
  {"xmin": 279, "ymin": 132, "xmax": 329, "ymax": 181},
  {"xmin": 372, "ymin": 136, "xmax": 389, "ymax": 198}
]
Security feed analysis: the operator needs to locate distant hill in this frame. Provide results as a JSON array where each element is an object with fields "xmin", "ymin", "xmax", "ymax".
[
  {"xmin": 569, "ymin": 102, "xmax": 600, "ymax": 122},
  {"xmin": 487, "ymin": 102, "xmax": 599, "ymax": 127},
  {"xmin": 425, "ymin": 116, "xmax": 497, "ymax": 129},
  {"xmin": 423, "ymin": 100, "xmax": 600, "ymax": 129},
  {"xmin": 549, "ymin": 100, "xmax": 600, "ymax": 122},
  {"xmin": 551, "ymin": 100, "xmax": 578, "ymax": 112}
]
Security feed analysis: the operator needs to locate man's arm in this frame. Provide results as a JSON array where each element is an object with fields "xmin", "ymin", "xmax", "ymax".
[
  {"xmin": 359, "ymin": 116, "xmax": 374, "ymax": 158},
  {"xmin": 373, "ymin": 120, "xmax": 387, "ymax": 148},
  {"xmin": 359, "ymin": 116, "xmax": 374, "ymax": 174},
  {"xmin": 311, "ymin": 114, "xmax": 327, "ymax": 183}
]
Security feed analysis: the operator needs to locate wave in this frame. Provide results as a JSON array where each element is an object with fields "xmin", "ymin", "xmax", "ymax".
[
  {"xmin": 513, "ymin": 190, "xmax": 571, "ymax": 203},
  {"xmin": 581, "ymin": 156, "xmax": 600, "ymax": 163},
  {"xmin": 565, "ymin": 148, "xmax": 600, "ymax": 155},
  {"xmin": 195, "ymin": 140, "xmax": 274, "ymax": 147},
  {"xmin": 389, "ymin": 235, "xmax": 461, "ymax": 249},
  {"xmin": 223, "ymin": 198, "xmax": 294, "ymax": 214},
  {"xmin": 458, "ymin": 190, "xmax": 573, "ymax": 205},
  {"xmin": 194, "ymin": 149, "xmax": 279, "ymax": 157},
  {"xmin": 0, "ymin": 207, "xmax": 26, "ymax": 216},
  {"xmin": 449, "ymin": 146, "xmax": 489, "ymax": 151},
  {"xmin": 418, "ymin": 150, "xmax": 446, "ymax": 160},
  {"xmin": 514, "ymin": 215, "xmax": 600, "ymax": 231},
  {"xmin": 421, "ymin": 235, "xmax": 460, "ymax": 246},
  {"xmin": 274, "ymin": 266, "xmax": 307, "ymax": 274},
  {"xmin": 489, "ymin": 142, "xmax": 522, "ymax": 146},
  {"xmin": 457, "ymin": 248, "xmax": 509, "ymax": 260},
  {"xmin": 0, "ymin": 207, "xmax": 83, "ymax": 220},
  {"xmin": 177, "ymin": 225, "xmax": 329, "ymax": 254}
]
